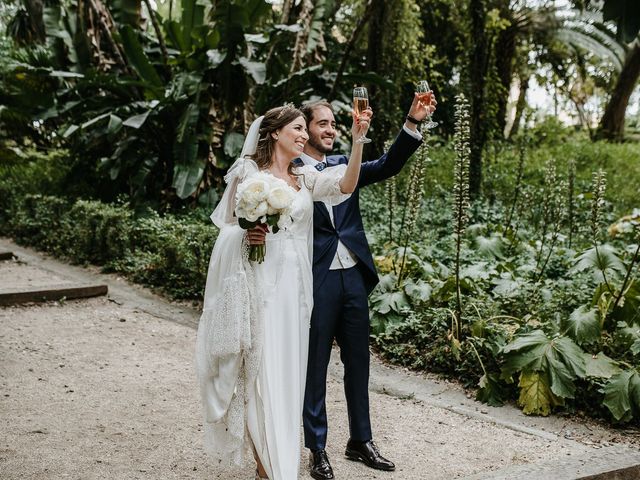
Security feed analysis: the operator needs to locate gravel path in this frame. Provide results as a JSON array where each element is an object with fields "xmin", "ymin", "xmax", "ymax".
[{"xmin": 1, "ymin": 239, "xmax": 638, "ymax": 480}]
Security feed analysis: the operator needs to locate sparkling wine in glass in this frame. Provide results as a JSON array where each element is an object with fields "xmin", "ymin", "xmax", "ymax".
[
  {"xmin": 416, "ymin": 80, "xmax": 438, "ymax": 129},
  {"xmin": 353, "ymin": 86, "xmax": 372, "ymax": 144}
]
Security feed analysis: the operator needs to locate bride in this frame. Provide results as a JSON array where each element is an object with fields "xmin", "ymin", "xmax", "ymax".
[{"xmin": 195, "ymin": 104, "xmax": 370, "ymax": 479}]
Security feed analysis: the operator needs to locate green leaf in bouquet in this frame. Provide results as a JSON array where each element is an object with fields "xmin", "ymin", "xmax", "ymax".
[
  {"xmin": 602, "ymin": 369, "xmax": 640, "ymax": 422},
  {"xmin": 562, "ymin": 305, "xmax": 601, "ymax": 345},
  {"xmin": 265, "ymin": 214, "xmax": 278, "ymax": 227},
  {"xmin": 265, "ymin": 214, "xmax": 280, "ymax": 233},
  {"xmin": 476, "ymin": 373, "xmax": 506, "ymax": 407},
  {"xmin": 584, "ymin": 352, "xmax": 621, "ymax": 379},
  {"xmin": 238, "ymin": 217, "xmax": 259, "ymax": 230}
]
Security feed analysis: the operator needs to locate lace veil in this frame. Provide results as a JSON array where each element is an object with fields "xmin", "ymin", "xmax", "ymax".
[{"xmin": 195, "ymin": 116, "xmax": 264, "ymax": 465}]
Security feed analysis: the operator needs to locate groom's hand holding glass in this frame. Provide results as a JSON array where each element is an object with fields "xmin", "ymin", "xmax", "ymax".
[
  {"xmin": 352, "ymin": 102, "xmax": 372, "ymax": 143},
  {"xmin": 404, "ymin": 89, "xmax": 437, "ymax": 132}
]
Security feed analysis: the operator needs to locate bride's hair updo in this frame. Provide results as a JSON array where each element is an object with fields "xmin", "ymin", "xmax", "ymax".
[{"xmin": 251, "ymin": 104, "xmax": 306, "ymax": 172}]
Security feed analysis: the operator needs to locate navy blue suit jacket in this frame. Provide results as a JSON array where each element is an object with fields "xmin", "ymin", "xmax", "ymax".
[{"xmin": 312, "ymin": 129, "xmax": 422, "ymax": 294}]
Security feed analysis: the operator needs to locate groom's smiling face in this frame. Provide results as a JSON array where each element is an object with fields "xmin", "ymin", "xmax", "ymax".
[{"xmin": 305, "ymin": 106, "xmax": 337, "ymax": 157}]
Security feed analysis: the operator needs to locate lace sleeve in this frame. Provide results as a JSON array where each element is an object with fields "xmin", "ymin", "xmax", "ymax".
[
  {"xmin": 299, "ymin": 164, "xmax": 352, "ymax": 206},
  {"xmin": 210, "ymin": 157, "xmax": 259, "ymax": 228}
]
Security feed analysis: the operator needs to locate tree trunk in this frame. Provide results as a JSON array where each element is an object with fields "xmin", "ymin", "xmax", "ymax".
[
  {"xmin": 595, "ymin": 42, "xmax": 640, "ymax": 141},
  {"xmin": 23, "ymin": 0, "xmax": 46, "ymax": 43},
  {"xmin": 328, "ymin": 1, "xmax": 373, "ymax": 100},
  {"xmin": 494, "ymin": 25, "xmax": 516, "ymax": 136},
  {"xmin": 365, "ymin": 0, "xmax": 385, "ymax": 91},
  {"xmin": 509, "ymin": 75, "xmax": 529, "ymax": 138},
  {"xmin": 365, "ymin": 0, "xmax": 386, "ymax": 155},
  {"xmin": 469, "ymin": 0, "xmax": 489, "ymax": 197}
]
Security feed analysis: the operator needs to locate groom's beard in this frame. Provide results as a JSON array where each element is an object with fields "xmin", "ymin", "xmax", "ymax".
[{"xmin": 307, "ymin": 134, "xmax": 333, "ymax": 155}]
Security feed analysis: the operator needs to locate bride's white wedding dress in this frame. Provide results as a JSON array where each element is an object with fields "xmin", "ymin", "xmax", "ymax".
[{"xmin": 195, "ymin": 118, "xmax": 350, "ymax": 480}]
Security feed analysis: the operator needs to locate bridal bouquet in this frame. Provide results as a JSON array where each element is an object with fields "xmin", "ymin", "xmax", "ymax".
[{"xmin": 235, "ymin": 171, "xmax": 297, "ymax": 263}]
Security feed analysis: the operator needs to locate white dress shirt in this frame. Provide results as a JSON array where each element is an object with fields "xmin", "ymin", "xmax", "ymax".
[{"xmin": 300, "ymin": 126, "xmax": 421, "ymax": 270}]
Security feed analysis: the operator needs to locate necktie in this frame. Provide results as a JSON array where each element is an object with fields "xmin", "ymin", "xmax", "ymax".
[{"xmin": 315, "ymin": 161, "xmax": 326, "ymax": 171}]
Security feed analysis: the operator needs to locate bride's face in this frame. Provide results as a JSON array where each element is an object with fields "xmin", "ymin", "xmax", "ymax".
[{"xmin": 274, "ymin": 115, "xmax": 308, "ymax": 159}]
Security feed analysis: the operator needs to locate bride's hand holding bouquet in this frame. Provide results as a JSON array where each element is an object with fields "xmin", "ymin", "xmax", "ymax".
[{"xmin": 235, "ymin": 171, "xmax": 297, "ymax": 263}]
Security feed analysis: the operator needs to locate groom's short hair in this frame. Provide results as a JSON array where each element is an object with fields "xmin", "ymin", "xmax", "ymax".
[{"xmin": 300, "ymin": 100, "xmax": 333, "ymax": 124}]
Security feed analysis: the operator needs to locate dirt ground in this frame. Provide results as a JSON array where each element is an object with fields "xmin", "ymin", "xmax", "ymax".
[{"xmin": 1, "ymin": 241, "xmax": 639, "ymax": 480}]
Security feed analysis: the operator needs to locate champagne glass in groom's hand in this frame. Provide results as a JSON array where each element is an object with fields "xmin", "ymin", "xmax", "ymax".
[
  {"xmin": 416, "ymin": 80, "xmax": 438, "ymax": 129},
  {"xmin": 353, "ymin": 87, "xmax": 372, "ymax": 144}
]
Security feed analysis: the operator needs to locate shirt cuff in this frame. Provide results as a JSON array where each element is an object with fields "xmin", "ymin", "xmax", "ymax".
[{"xmin": 402, "ymin": 124, "xmax": 423, "ymax": 140}]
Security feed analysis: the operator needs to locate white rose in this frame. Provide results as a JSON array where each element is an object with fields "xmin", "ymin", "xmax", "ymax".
[
  {"xmin": 237, "ymin": 177, "xmax": 269, "ymax": 208},
  {"xmin": 277, "ymin": 214, "xmax": 293, "ymax": 230},
  {"xmin": 254, "ymin": 200, "xmax": 268, "ymax": 219},
  {"xmin": 268, "ymin": 186, "xmax": 295, "ymax": 211}
]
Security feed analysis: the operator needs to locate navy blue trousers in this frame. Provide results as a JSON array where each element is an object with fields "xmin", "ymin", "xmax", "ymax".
[{"xmin": 303, "ymin": 265, "xmax": 372, "ymax": 450}]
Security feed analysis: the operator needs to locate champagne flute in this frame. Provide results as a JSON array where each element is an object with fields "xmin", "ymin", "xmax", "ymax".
[
  {"xmin": 416, "ymin": 80, "xmax": 438, "ymax": 130},
  {"xmin": 353, "ymin": 86, "xmax": 372, "ymax": 144}
]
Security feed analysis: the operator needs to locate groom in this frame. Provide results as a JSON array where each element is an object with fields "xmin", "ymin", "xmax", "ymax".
[{"xmin": 299, "ymin": 92, "xmax": 436, "ymax": 480}]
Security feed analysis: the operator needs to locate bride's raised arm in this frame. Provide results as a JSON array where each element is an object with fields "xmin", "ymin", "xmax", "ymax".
[{"xmin": 338, "ymin": 108, "xmax": 371, "ymax": 194}]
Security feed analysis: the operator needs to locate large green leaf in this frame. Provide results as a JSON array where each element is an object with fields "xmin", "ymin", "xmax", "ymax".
[
  {"xmin": 517, "ymin": 371, "xmax": 554, "ymax": 416},
  {"xmin": 491, "ymin": 275, "xmax": 524, "ymax": 297},
  {"xmin": 476, "ymin": 373, "xmax": 506, "ymax": 407},
  {"xmin": 180, "ymin": 0, "xmax": 205, "ymax": 52},
  {"xmin": 612, "ymin": 279, "xmax": 640, "ymax": 325},
  {"xmin": 370, "ymin": 290, "xmax": 410, "ymax": 315},
  {"xmin": 562, "ymin": 305, "xmax": 600, "ymax": 345},
  {"xmin": 223, "ymin": 132, "xmax": 245, "ymax": 158},
  {"xmin": 602, "ymin": 369, "xmax": 640, "ymax": 422},
  {"xmin": 617, "ymin": 321, "xmax": 640, "ymax": 354},
  {"xmin": 172, "ymin": 161, "xmax": 204, "ymax": 199},
  {"xmin": 461, "ymin": 261, "xmax": 495, "ymax": 281},
  {"xmin": 176, "ymin": 103, "xmax": 200, "ymax": 144},
  {"xmin": 571, "ymin": 244, "xmax": 625, "ymax": 282},
  {"xmin": 119, "ymin": 25, "xmax": 163, "ymax": 91},
  {"xmin": 584, "ymin": 352, "xmax": 621, "ymax": 379},
  {"xmin": 238, "ymin": 57, "xmax": 266, "ymax": 84},
  {"xmin": 474, "ymin": 234, "xmax": 505, "ymax": 259},
  {"xmin": 404, "ymin": 279, "xmax": 432, "ymax": 303},
  {"xmin": 502, "ymin": 331, "xmax": 586, "ymax": 400},
  {"xmin": 122, "ymin": 110, "xmax": 151, "ymax": 129}
]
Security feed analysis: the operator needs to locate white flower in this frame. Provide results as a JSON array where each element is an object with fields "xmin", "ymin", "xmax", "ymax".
[
  {"xmin": 268, "ymin": 186, "xmax": 295, "ymax": 210},
  {"xmin": 277, "ymin": 214, "xmax": 293, "ymax": 230},
  {"xmin": 236, "ymin": 177, "xmax": 269, "ymax": 208},
  {"xmin": 235, "ymin": 171, "xmax": 295, "ymax": 228}
]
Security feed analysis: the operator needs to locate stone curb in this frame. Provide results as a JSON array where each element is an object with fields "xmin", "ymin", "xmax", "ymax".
[{"xmin": 459, "ymin": 446, "xmax": 640, "ymax": 480}]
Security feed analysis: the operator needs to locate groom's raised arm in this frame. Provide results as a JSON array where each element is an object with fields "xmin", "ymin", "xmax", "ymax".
[{"xmin": 358, "ymin": 91, "xmax": 436, "ymax": 188}]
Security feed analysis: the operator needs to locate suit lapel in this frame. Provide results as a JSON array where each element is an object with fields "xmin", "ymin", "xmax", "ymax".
[{"xmin": 316, "ymin": 202, "xmax": 332, "ymax": 224}]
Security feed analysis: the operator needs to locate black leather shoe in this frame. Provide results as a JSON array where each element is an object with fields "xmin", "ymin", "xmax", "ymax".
[
  {"xmin": 345, "ymin": 439, "xmax": 395, "ymax": 471},
  {"xmin": 309, "ymin": 449, "xmax": 334, "ymax": 480}
]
